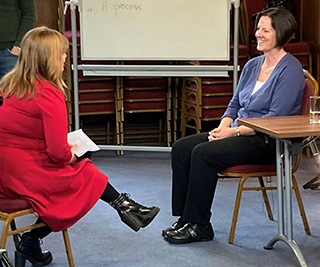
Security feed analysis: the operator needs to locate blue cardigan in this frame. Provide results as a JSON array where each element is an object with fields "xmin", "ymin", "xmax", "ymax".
[{"xmin": 222, "ymin": 53, "xmax": 305, "ymax": 127}]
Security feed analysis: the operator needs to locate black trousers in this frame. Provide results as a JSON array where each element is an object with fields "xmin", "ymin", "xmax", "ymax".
[
  {"xmin": 171, "ymin": 132, "xmax": 276, "ymax": 225},
  {"xmin": 28, "ymin": 182, "xmax": 119, "ymax": 239}
]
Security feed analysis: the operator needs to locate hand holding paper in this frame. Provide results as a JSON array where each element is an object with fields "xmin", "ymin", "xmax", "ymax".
[{"xmin": 67, "ymin": 129, "xmax": 100, "ymax": 157}]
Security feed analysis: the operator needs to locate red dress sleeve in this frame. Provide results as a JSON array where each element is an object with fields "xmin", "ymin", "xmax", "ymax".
[{"xmin": 36, "ymin": 82, "xmax": 72, "ymax": 167}]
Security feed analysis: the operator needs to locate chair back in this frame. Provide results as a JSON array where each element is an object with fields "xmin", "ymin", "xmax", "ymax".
[
  {"xmin": 241, "ymin": 0, "xmax": 267, "ymax": 45},
  {"xmin": 300, "ymin": 70, "xmax": 319, "ymax": 115}
]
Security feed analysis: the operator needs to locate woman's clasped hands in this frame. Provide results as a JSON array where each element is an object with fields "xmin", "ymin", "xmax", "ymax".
[{"xmin": 208, "ymin": 126, "xmax": 236, "ymax": 141}]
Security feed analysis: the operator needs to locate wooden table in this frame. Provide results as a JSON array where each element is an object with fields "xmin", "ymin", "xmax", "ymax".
[{"xmin": 238, "ymin": 115, "xmax": 320, "ymax": 267}]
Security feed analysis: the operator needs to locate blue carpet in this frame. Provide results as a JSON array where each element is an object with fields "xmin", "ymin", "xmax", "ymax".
[{"xmin": 3, "ymin": 151, "xmax": 320, "ymax": 267}]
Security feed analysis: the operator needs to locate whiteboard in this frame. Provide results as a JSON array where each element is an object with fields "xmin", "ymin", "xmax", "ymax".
[{"xmin": 79, "ymin": 0, "xmax": 231, "ymax": 60}]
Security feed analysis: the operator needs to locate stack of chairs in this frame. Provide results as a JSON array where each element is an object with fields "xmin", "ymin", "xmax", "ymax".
[
  {"xmin": 179, "ymin": 45, "xmax": 250, "ymax": 136},
  {"xmin": 58, "ymin": 0, "xmax": 121, "ymax": 146},
  {"xmin": 118, "ymin": 61, "xmax": 172, "ymax": 147},
  {"xmin": 175, "ymin": 1, "xmax": 250, "ymax": 137},
  {"xmin": 59, "ymin": 1, "xmax": 172, "ymax": 147}
]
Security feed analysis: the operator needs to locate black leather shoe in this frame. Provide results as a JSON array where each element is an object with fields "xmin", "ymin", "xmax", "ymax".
[
  {"xmin": 110, "ymin": 193, "xmax": 160, "ymax": 232},
  {"xmin": 164, "ymin": 222, "xmax": 214, "ymax": 244},
  {"xmin": 15, "ymin": 233, "xmax": 53, "ymax": 267},
  {"xmin": 162, "ymin": 219, "xmax": 185, "ymax": 237}
]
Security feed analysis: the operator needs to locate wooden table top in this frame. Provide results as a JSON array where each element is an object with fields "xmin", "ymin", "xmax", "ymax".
[{"xmin": 238, "ymin": 115, "xmax": 320, "ymax": 139}]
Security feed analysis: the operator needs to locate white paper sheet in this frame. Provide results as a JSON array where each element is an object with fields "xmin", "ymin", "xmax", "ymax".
[{"xmin": 67, "ymin": 129, "xmax": 100, "ymax": 157}]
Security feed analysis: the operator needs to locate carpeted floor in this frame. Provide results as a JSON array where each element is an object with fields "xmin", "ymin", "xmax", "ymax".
[{"xmin": 3, "ymin": 150, "xmax": 320, "ymax": 267}]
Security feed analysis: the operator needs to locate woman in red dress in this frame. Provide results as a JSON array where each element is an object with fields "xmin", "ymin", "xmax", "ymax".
[{"xmin": 0, "ymin": 26, "xmax": 159, "ymax": 267}]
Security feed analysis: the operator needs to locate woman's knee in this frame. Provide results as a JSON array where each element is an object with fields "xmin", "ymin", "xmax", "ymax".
[
  {"xmin": 190, "ymin": 142, "xmax": 225, "ymax": 170},
  {"xmin": 192, "ymin": 140, "xmax": 220, "ymax": 156},
  {"xmin": 172, "ymin": 137, "xmax": 190, "ymax": 159},
  {"xmin": 172, "ymin": 133, "xmax": 209, "ymax": 162}
]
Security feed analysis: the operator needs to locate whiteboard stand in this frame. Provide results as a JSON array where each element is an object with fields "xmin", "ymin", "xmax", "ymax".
[{"xmin": 64, "ymin": 0, "xmax": 240, "ymax": 153}]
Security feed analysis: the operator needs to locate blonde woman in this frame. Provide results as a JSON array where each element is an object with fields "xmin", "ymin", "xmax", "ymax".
[{"xmin": 0, "ymin": 27, "xmax": 159, "ymax": 267}]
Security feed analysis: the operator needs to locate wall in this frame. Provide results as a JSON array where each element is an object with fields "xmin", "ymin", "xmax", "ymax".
[
  {"xmin": 300, "ymin": 0, "xmax": 320, "ymax": 83},
  {"xmin": 35, "ymin": 0, "xmax": 58, "ymax": 30},
  {"xmin": 34, "ymin": 0, "xmax": 320, "ymax": 83}
]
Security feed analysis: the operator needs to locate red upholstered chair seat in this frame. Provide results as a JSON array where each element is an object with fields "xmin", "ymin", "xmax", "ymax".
[
  {"xmin": 284, "ymin": 42, "xmax": 310, "ymax": 53},
  {"xmin": 123, "ymin": 78, "xmax": 168, "ymax": 88},
  {"xmin": 201, "ymin": 82, "xmax": 233, "ymax": 94},
  {"xmin": 250, "ymin": 41, "xmax": 311, "ymax": 70},
  {"xmin": 250, "ymin": 41, "xmax": 311, "ymax": 54},
  {"xmin": 0, "ymin": 198, "xmax": 32, "ymax": 214},
  {"xmin": 63, "ymin": 30, "xmax": 80, "ymax": 43},
  {"xmin": 222, "ymin": 164, "xmax": 276, "ymax": 174},
  {"xmin": 201, "ymin": 109, "xmax": 228, "ymax": 120},
  {"xmin": 124, "ymin": 102, "xmax": 167, "ymax": 112},
  {"xmin": 0, "ymin": 197, "xmax": 75, "ymax": 266}
]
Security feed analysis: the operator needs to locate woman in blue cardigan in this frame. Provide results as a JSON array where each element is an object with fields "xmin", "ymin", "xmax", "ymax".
[{"xmin": 163, "ymin": 7, "xmax": 305, "ymax": 244}]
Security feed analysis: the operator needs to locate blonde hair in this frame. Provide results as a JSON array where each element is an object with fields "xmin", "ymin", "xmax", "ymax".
[{"xmin": 0, "ymin": 26, "xmax": 69, "ymax": 99}]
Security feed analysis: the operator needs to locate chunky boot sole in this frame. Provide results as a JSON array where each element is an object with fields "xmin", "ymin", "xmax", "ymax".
[
  {"xmin": 15, "ymin": 251, "xmax": 53, "ymax": 267},
  {"xmin": 120, "ymin": 211, "xmax": 144, "ymax": 232},
  {"xmin": 139, "ymin": 207, "xmax": 160, "ymax": 228},
  {"xmin": 121, "ymin": 206, "xmax": 160, "ymax": 232}
]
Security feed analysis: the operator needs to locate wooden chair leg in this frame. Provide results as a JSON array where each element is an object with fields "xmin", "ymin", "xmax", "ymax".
[
  {"xmin": 1, "ymin": 219, "xmax": 12, "ymax": 249},
  {"xmin": 158, "ymin": 119, "xmax": 162, "ymax": 143},
  {"xmin": 106, "ymin": 120, "xmax": 110, "ymax": 145},
  {"xmin": 0, "ymin": 250, "xmax": 14, "ymax": 267},
  {"xmin": 292, "ymin": 175, "xmax": 311, "ymax": 235},
  {"xmin": 62, "ymin": 230, "xmax": 75, "ymax": 267},
  {"xmin": 258, "ymin": 177, "xmax": 274, "ymax": 221},
  {"xmin": 229, "ymin": 176, "xmax": 247, "ymax": 244},
  {"xmin": 181, "ymin": 117, "xmax": 186, "ymax": 137}
]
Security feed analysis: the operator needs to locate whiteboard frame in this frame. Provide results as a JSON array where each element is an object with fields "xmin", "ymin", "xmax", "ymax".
[
  {"xmin": 79, "ymin": 0, "xmax": 231, "ymax": 61},
  {"xmin": 64, "ymin": 0, "xmax": 240, "ymax": 152}
]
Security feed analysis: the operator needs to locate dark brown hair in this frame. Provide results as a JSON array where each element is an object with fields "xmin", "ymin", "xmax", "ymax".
[{"xmin": 255, "ymin": 7, "xmax": 297, "ymax": 48}]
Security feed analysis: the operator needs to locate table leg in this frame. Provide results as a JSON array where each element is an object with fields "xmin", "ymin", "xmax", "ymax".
[{"xmin": 264, "ymin": 139, "xmax": 308, "ymax": 267}]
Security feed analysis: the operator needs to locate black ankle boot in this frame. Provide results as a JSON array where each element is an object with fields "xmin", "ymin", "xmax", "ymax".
[
  {"xmin": 110, "ymin": 193, "xmax": 160, "ymax": 232},
  {"xmin": 15, "ymin": 233, "xmax": 53, "ymax": 267}
]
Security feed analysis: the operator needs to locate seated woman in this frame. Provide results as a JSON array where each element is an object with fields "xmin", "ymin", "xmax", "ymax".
[
  {"xmin": 162, "ymin": 7, "xmax": 305, "ymax": 244},
  {"xmin": 0, "ymin": 27, "xmax": 160, "ymax": 267}
]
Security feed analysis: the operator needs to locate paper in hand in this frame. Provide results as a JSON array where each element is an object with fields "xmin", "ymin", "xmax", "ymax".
[{"xmin": 67, "ymin": 129, "xmax": 100, "ymax": 157}]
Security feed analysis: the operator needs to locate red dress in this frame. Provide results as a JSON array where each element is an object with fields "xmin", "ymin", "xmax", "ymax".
[{"xmin": 0, "ymin": 81, "xmax": 108, "ymax": 231}]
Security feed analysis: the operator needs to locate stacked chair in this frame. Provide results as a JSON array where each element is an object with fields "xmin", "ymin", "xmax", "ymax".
[
  {"xmin": 58, "ymin": 0, "xmax": 120, "ymax": 145},
  {"xmin": 179, "ymin": 45, "xmax": 250, "ymax": 136},
  {"xmin": 118, "ymin": 62, "xmax": 172, "ymax": 146},
  {"xmin": 59, "ymin": 1, "xmax": 172, "ymax": 147},
  {"xmin": 178, "ymin": 0, "xmax": 312, "ymax": 137},
  {"xmin": 177, "ymin": 1, "xmax": 250, "ymax": 137}
]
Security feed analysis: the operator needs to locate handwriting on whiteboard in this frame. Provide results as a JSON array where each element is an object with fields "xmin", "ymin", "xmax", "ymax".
[
  {"xmin": 87, "ymin": 2, "xmax": 143, "ymax": 16},
  {"xmin": 114, "ymin": 3, "xmax": 142, "ymax": 16}
]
